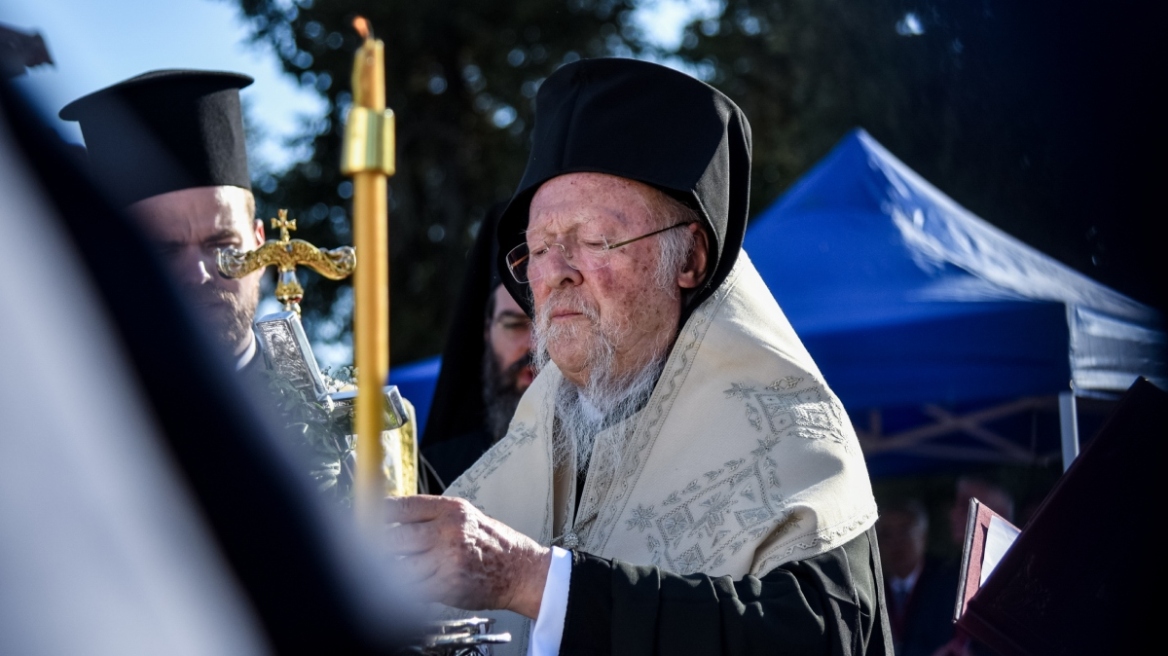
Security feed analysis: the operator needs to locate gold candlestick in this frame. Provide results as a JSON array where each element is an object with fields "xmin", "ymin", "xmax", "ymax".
[{"xmin": 343, "ymin": 17, "xmax": 398, "ymax": 525}]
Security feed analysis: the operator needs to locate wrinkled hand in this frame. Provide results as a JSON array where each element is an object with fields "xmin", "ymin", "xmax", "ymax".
[{"xmin": 384, "ymin": 495, "xmax": 551, "ymax": 619}]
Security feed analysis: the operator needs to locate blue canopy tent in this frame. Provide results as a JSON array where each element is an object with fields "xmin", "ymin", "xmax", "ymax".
[
  {"xmin": 388, "ymin": 355, "xmax": 440, "ymax": 438},
  {"xmin": 744, "ymin": 129, "xmax": 1165, "ymax": 476}
]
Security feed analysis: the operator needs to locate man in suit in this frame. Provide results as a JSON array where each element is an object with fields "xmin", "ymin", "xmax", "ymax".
[{"xmin": 877, "ymin": 498, "xmax": 955, "ymax": 656}]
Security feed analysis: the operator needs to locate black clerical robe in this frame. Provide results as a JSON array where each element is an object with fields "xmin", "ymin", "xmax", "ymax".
[
  {"xmin": 561, "ymin": 528, "xmax": 891, "ymax": 655},
  {"xmin": 422, "ymin": 428, "xmax": 494, "ymax": 493},
  {"xmin": 893, "ymin": 558, "xmax": 959, "ymax": 656}
]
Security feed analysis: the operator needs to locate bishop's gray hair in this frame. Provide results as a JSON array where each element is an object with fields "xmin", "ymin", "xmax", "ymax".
[{"xmin": 646, "ymin": 189, "xmax": 702, "ymax": 296}]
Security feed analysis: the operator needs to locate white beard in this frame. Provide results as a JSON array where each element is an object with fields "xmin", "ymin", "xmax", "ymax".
[
  {"xmin": 549, "ymin": 359, "xmax": 664, "ymax": 475},
  {"xmin": 532, "ymin": 289, "xmax": 668, "ymax": 475}
]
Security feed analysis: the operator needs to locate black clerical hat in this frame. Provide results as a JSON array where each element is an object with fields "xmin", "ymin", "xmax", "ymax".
[
  {"xmin": 60, "ymin": 69, "xmax": 253, "ymax": 206},
  {"xmin": 496, "ymin": 58, "xmax": 753, "ymax": 316}
]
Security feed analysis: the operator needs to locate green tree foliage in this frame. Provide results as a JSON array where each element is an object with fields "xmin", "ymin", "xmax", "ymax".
[
  {"xmin": 669, "ymin": 0, "xmax": 1064, "ymax": 272},
  {"xmin": 228, "ymin": 0, "xmax": 645, "ymax": 363},
  {"xmin": 669, "ymin": 0, "xmax": 1162, "ymax": 310}
]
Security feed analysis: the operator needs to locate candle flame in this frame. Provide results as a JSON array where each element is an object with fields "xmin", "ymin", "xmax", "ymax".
[{"xmin": 353, "ymin": 16, "xmax": 372, "ymax": 40}]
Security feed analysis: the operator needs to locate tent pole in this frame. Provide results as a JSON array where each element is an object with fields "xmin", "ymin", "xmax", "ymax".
[{"xmin": 1058, "ymin": 391, "xmax": 1079, "ymax": 471}]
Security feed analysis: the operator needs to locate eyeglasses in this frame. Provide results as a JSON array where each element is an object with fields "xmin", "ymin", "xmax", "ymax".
[{"xmin": 506, "ymin": 221, "xmax": 691, "ymax": 284}]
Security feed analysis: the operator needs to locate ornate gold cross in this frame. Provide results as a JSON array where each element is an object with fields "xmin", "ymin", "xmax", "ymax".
[
  {"xmin": 217, "ymin": 209, "xmax": 356, "ymax": 313},
  {"xmin": 271, "ymin": 210, "xmax": 297, "ymax": 242}
]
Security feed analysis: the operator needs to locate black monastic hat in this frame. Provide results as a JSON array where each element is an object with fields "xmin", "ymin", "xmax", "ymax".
[
  {"xmin": 60, "ymin": 69, "xmax": 253, "ymax": 206},
  {"xmin": 496, "ymin": 58, "xmax": 753, "ymax": 316}
]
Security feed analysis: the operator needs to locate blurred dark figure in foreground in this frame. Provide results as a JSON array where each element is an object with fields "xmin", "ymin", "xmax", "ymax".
[
  {"xmin": 0, "ymin": 23, "xmax": 53, "ymax": 79},
  {"xmin": 1, "ymin": 81, "xmax": 415, "ymax": 653},
  {"xmin": 877, "ymin": 498, "xmax": 955, "ymax": 656},
  {"xmin": 421, "ymin": 204, "xmax": 535, "ymax": 489},
  {"xmin": 59, "ymin": 70, "xmax": 267, "ymax": 376}
]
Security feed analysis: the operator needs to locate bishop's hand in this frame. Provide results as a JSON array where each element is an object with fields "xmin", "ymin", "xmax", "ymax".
[{"xmin": 383, "ymin": 495, "xmax": 551, "ymax": 619}]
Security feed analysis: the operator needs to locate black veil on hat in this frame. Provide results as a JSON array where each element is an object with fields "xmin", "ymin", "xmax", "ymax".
[
  {"xmin": 495, "ymin": 58, "xmax": 753, "ymax": 317},
  {"xmin": 60, "ymin": 69, "xmax": 253, "ymax": 206},
  {"xmin": 422, "ymin": 202, "xmax": 507, "ymax": 450}
]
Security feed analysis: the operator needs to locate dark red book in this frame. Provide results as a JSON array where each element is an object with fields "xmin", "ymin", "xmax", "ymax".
[
  {"xmin": 953, "ymin": 378, "xmax": 1165, "ymax": 656},
  {"xmin": 954, "ymin": 498, "xmax": 1020, "ymax": 626}
]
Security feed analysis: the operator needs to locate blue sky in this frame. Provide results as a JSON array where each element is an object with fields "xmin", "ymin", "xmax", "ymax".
[{"xmin": 3, "ymin": 0, "xmax": 326, "ymax": 171}]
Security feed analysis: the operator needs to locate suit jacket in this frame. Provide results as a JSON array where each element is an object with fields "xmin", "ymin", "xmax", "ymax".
[{"xmin": 890, "ymin": 557, "xmax": 959, "ymax": 656}]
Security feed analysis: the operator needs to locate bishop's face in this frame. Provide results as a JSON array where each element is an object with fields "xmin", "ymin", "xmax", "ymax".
[
  {"xmin": 129, "ymin": 185, "xmax": 264, "ymax": 357},
  {"xmin": 527, "ymin": 172, "xmax": 703, "ymax": 388}
]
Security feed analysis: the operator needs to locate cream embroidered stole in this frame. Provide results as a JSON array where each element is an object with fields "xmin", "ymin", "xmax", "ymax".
[{"xmin": 445, "ymin": 254, "xmax": 878, "ymax": 653}]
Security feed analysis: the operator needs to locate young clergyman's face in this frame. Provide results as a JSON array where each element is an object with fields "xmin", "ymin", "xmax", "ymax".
[{"xmin": 129, "ymin": 185, "xmax": 264, "ymax": 356}]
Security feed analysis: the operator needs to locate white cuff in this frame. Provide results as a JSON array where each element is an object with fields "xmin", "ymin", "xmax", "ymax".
[{"xmin": 526, "ymin": 546, "xmax": 572, "ymax": 656}]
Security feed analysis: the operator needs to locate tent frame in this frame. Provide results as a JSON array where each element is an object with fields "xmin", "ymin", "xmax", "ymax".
[{"xmin": 855, "ymin": 395, "xmax": 1067, "ymax": 466}]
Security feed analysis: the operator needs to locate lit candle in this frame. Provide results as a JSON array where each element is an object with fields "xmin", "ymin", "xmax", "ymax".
[
  {"xmin": 349, "ymin": 16, "xmax": 391, "ymax": 524},
  {"xmin": 351, "ymin": 18, "xmax": 384, "ymax": 110}
]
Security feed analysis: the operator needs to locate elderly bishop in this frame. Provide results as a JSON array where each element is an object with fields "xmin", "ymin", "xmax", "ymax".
[{"xmin": 386, "ymin": 59, "xmax": 891, "ymax": 655}]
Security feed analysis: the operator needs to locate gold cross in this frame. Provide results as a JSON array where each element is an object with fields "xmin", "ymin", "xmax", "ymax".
[
  {"xmin": 271, "ymin": 209, "xmax": 297, "ymax": 243},
  {"xmin": 216, "ymin": 209, "xmax": 356, "ymax": 313}
]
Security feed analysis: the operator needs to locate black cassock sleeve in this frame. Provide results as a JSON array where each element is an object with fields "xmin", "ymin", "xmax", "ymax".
[{"xmin": 560, "ymin": 527, "xmax": 892, "ymax": 656}]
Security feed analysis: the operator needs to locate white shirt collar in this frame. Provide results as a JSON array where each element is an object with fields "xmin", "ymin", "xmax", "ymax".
[{"xmin": 233, "ymin": 333, "xmax": 257, "ymax": 371}]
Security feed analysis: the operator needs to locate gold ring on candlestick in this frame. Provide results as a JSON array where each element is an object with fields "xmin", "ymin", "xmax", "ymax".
[{"xmin": 342, "ymin": 107, "xmax": 395, "ymax": 176}]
